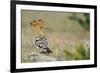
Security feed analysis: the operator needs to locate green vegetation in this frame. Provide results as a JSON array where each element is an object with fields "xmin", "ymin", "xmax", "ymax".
[
  {"xmin": 68, "ymin": 13, "xmax": 90, "ymax": 31},
  {"xmin": 65, "ymin": 43, "xmax": 90, "ymax": 60}
]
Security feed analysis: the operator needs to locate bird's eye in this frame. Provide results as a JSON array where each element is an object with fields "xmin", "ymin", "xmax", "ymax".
[{"xmin": 39, "ymin": 19, "xmax": 42, "ymax": 21}]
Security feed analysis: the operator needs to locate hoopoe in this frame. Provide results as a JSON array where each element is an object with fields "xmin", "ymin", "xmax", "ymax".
[{"xmin": 30, "ymin": 19, "xmax": 52, "ymax": 54}]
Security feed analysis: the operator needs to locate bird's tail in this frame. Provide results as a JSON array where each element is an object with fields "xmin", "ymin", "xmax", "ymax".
[{"xmin": 44, "ymin": 47, "xmax": 52, "ymax": 53}]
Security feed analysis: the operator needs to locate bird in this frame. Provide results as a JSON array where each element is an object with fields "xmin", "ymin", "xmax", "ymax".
[{"xmin": 30, "ymin": 19, "xmax": 52, "ymax": 54}]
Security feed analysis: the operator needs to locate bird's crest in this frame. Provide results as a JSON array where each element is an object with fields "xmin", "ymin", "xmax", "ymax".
[{"xmin": 30, "ymin": 19, "xmax": 45, "ymax": 37}]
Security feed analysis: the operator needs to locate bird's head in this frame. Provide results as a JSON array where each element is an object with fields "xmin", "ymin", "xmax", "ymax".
[{"xmin": 30, "ymin": 19, "xmax": 45, "ymax": 37}]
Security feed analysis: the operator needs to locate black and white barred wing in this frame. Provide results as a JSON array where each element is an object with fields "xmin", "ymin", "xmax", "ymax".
[
  {"xmin": 33, "ymin": 37, "xmax": 48, "ymax": 49},
  {"xmin": 32, "ymin": 37, "xmax": 52, "ymax": 53}
]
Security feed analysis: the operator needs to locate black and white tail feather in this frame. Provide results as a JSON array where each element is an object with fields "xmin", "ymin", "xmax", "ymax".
[{"xmin": 33, "ymin": 37, "xmax": 52, "ymax": 54}]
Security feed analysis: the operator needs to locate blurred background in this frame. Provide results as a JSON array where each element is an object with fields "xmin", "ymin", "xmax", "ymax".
[{"xmin": 21, "ymin": 10, "xmax": 90, "ymax": 63}]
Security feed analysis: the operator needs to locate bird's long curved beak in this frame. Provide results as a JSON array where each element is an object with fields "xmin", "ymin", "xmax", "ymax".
[{"xmin": 30, "ymin": 22, "xmax": 32, "ymax": 26}]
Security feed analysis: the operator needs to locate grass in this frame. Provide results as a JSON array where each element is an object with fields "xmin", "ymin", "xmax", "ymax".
[
  {"xmin": 68, "ymin": 13, "xmax": 90, "ymax": 31},
  {"xmin": 65, "ymin": 43, "xmax": 90, "ymax": 60}
]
